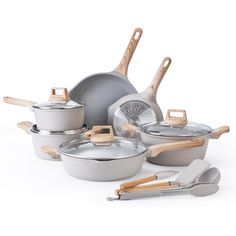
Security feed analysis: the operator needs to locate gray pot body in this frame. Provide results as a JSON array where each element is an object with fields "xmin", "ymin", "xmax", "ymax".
[
  {"xmin": 60, "ymin": 152, "xmax": 145, "ymax": 181},
  {"xmin": 31, "ymin": 131, "xmax": 83, "ymax": 161},
  {"xmin": 33, "ymin": 107, "xmax": 85, "ymax": 131},
  {"xmin": 140, "ymin": 132, "xmax": 210, "ymax": 166}
]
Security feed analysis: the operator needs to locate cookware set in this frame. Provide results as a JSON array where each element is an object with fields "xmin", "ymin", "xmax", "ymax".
[{"xmin": 3, "ymin": 27, "xmax": 230, "ymax": 200}]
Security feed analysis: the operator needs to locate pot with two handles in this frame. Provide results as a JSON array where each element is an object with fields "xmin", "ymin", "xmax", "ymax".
[
  {"xmin": 17, "ymin": 121, "xmax": 87, "ymax": 161},
  {"xmin": 41, "ymin": 126, "xmax": 205, "ymax": 181},
  {"xmin": 121, "ymin": 109, "xmax": 230, "ymax": 166},
  {"xmin": 4, "ymin": 87, "xmax": 85, "ymax": 131}
]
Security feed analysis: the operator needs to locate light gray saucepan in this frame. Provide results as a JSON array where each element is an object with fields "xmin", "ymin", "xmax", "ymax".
[
  {"xmin": 17, "ymin": 121, "xmax": 87, "ymax": 161},
  {"xmin": 4, "ymin": 87, "xmax": 85, "ymax": 131},
  {"xmin": 69, "ymin": 28, "xmax": 142, "ymax": 128},
  {"xmin": 122, "ymin": 109, "xmax": 230, "ymax": 166},
  {"xmin": 108, "ymin": 57, "xmax": 172, "ymax": 136},
  {"xmin": 41, "ymin": 126, "xmax": 205, "ymax": 181}
]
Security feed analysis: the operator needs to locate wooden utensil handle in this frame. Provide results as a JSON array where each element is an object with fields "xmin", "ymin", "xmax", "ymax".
[
  {"xmin": 49, "ymin": 87, "xmax": 70, "ymax": 102},
  {"xmin": 115, "ymin": 28, "xmax": 143, "ymax": 76},
  {"xmin": 143, "ymin": 57, "xmax": 172, "ymax": 97},
  {"xmin": 41, "ymin": 145, "xmax": 58, "ymax": 159},
  {"xmin": 3, "ymin": 96, "xmax": 36, "ymax": 110},
  {"xmin": 90, "ymin": 125, "xmax": 115, "ymax": 143},
  {"xmin": 165, "ymin": 109, "xmax": 188, "ymax": 125},
  {"xmin": 211, "ymin": 126, "xmax": 230, "ymax": 139},
  {"xmin": 120, "ymin": 175, "xmax": 157, "ymax": 190},
  {"xmin": 148, "ymin": 138, "xmax": 205, "ymax": 158},
  {"xmin": 116, "ymin": 182, "xmax": 179, "ymax": 195},
  {"xmin": 17, "ymin": 121, "xmax": 34, "ymax": 134}
]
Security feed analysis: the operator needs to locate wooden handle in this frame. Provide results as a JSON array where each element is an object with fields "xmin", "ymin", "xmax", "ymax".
[
  {"xmin": 41, "ymin": 145, "xmax": 58, "ymax": 159},
  {"xmin": 90, "ymin": 125, "xmax": 115, "ymax": 143},
  {"xmin": 121, "ymin": 123, "xmax": 137, "ymax": 138},
  {"xmin": 143, "ymin": 57, "xmax": 172, "ymax": 97},
  {"xmin": 211, "ymin": 126, "xmax": 230, "ymax": 139},
  {"xmin": 148, "ymin": 138, "xmax": 205, "ymax": 158},
  {"xmin": 48, "ymin": 87, "xmax": 70, "ymax": 102},
  {"xmin": 116, "ymin": 182, "xmax": 179, "ymax": 195},
  {"xmin": 165, "ymin": 109, "xmax": 188, "ymax": 126},
  {"xmin": 115, "ymin": 28, "xmax": 143, "ymax": 76},
  {"xmin": 120, "ymin": 175, "xmax": 157, "ymax": 190},
  {"xmin": 17, "ymin": 121, "xmax": 34, "ymax": 134},
  {"xmin": 3, "ymin": 96, "xmax": 36, "ymax": 111}
]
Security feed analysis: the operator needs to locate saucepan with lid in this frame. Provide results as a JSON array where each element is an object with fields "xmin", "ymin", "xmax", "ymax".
[
  {"xmin": 17, "ymin": 121, "xmax": 87, "ymax": 161},
  {"xmin": 4, "ymin": 87, "xmax": 85, "ymax": 131},
  {"xmin": 122, "ymin": 109, "xmax": 230, "ymax": 166},
  {"xmin": 41, "ymin": 126, "xmax": 204, "ymax": 181}
]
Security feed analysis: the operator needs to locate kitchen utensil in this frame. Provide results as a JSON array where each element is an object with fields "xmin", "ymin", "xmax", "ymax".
[
  {"xmin": 119, "ymin": 170, "xmax": 179, "ymax": 189},
  {"xmin": 41, "ymin": 126, "xmax": 204, "ymax": 181},
  {"xmin": 117, "ymin": 159, "xmax": 211, "ymax": 194},
  {"xmin": 4, "ymin": 87, "xmax": 85, "ymax": 131},
  {"xmin": 122, "ymin": 109, "xmax": 230, "ymax": 166},
  {"xmin": 108, "ymin": 57, "xmax": 171, "ymax": 135},
  {"xmin": 17, "ymin": 121, "xmax": 86, "ymax": 160},
  {"xmin": 108, "ymin": 183, "xmax": 219, "ymax": 200},
  {"xmin": 69, "ymin": 28, "xmax": 143, "ymax": 128},
  {"xmin": 116, "ymin": 166, "xmax": 220, "ymax": 194}
]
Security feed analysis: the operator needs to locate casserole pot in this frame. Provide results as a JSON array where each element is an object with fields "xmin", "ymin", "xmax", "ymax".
[
  {"xmin": 41, "ymin": 126, "xmax": 204, "ymax": 181},
  {"xmin": 17, "ymin": 121, "xmax": 87, "ymax": 161},
  {"xmin": 122, "ymin": 109, "xmax": 230, "ymax": 166},
  {"xmin": 4, "ymin": 87, "xmax": 85, "ymax": 131}
]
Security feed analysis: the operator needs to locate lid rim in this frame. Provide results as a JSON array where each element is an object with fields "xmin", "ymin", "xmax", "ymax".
[
  {"xmin": 30, "ymin": 125, "xmax": 87, "ymax": 135},
  {"xmin": 140, "ymin": 121, "xmax": 212, "ymax": 138},
  {"xmin": 59, "ymin": 138, "xmax": 148, "ymax": 161}
]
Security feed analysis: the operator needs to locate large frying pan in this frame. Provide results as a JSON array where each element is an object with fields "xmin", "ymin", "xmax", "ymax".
[{"xmin": 69, "ymin": 28, "xmax": 143, "ymax": 128}]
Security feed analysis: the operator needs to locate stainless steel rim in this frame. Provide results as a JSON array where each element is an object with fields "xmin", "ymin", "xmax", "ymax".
[
  {"xmin": 32, "ymin": 104, "xmax": 86, "ymax": 110},
  {"xmin": 59, "ymin": 138, "xmax": 148, "ymax": 161},
  {"xmin": 30, "ymin": 124, "xmax": 87, "ymax": 135}
]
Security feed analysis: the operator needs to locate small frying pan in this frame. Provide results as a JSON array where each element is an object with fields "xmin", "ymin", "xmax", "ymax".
[
  {"xmin": 69, "ymin": 28, "xmax": 143, "ymax": 128},
  {"xmin": 108, "ymin": 57, "xmax": 171, "ymax": 136}
]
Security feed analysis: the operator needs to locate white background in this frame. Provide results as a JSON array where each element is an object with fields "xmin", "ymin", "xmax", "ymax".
[{"xmin": 0, "ymin": 0, "xmax": 235, "ymax": 236}]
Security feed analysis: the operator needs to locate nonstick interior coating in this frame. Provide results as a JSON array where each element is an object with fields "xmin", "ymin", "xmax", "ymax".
[{"xmin": 70, "ymin": 72, "xmax": 137, "ymax": 128}]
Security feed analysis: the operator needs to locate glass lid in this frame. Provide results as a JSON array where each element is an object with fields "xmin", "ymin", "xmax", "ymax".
[
  {"xmin": 59, "ymin": 126, "xmax": 147, "ymax": 160},
  {"xmin": 140, "ymin": 109, "xmax": 212, "ymax": 138},
  {"xmin": 33, "ymin": 87, "xmax": 85, "ymax": 110}
]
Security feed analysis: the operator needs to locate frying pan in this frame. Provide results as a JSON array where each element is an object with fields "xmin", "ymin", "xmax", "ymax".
[
  {"xmin": 108, "ymin": 57, "xmax": 171, "ymax": 136},
  {"xmin": 69, "ymin": 28, "xmax": 143, "ymax": 128}
]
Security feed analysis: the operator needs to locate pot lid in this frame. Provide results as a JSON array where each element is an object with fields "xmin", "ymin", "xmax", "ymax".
[
  {"xmin": 140, "ymin": 109, "xmax": 212, "ymax": 138},
  {"xmin": 59, "ymin": 126, "xmax": 147, "ymax": 160},
  {"xmin": 33, "ymin": 87, "xmax": 85, "ymax": 110}
]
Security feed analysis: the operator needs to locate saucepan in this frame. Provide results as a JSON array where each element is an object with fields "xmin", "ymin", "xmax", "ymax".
[
  {"xmin": 4, "ymin": 87, "xmax": 85, "ymax": 131},
  {"xmin": 17, "ymin": 121, "xmax": 87, "ymax": 161},
  {"xmin": 122, "ymin": 109, "xmax": 230, "ymax": 166},
  {"xmin": 41, "ymin": 126, "xmax": 204, "ymax": 181}
]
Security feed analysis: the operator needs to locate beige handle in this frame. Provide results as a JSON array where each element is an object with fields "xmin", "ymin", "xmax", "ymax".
[
  {"xmin": 148, "ymin": 138, "xmax": 205, "ymax": 158},
  {"xmin": 121, "ymin": 123, "xmax": 137, "ymax": 138},
  {"xmin": 17, "ymin": 121, "xmax": 34, "ymax": 134},
  {"xmin": 116, "ymin": 182, "xmax": 179, "ymax": 195},
  {"xmin": 48, "ymin": 87, "xmax": 70, "ymax": 102},
  {"xmin": 120, "ymin": 175, "xmax": 157, "ymax": 190},
  {"xmin": 211, "ymin": 126, "xmax": 230, "ymax": 139},
  {"xmin": 143, "ymin": 57, "xmax": 172, "ymax": 97},
  {"xmin": 41, "ymin": 145, "xmax": 58, "ymax": 159},
  {"xmin": 115, "ymin": 28, "xmax": 143, "ymax": 76},
  {"xmin": 88, "ymin": 125, "xmax": 115, "ymax": 143},
  {"xmin": 3, "ymin": 96, "xmax": 36, "ymax": 111},
  {"xmin": 165, "ymin": 109, "xmax": 188, "ymax": 126}
]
